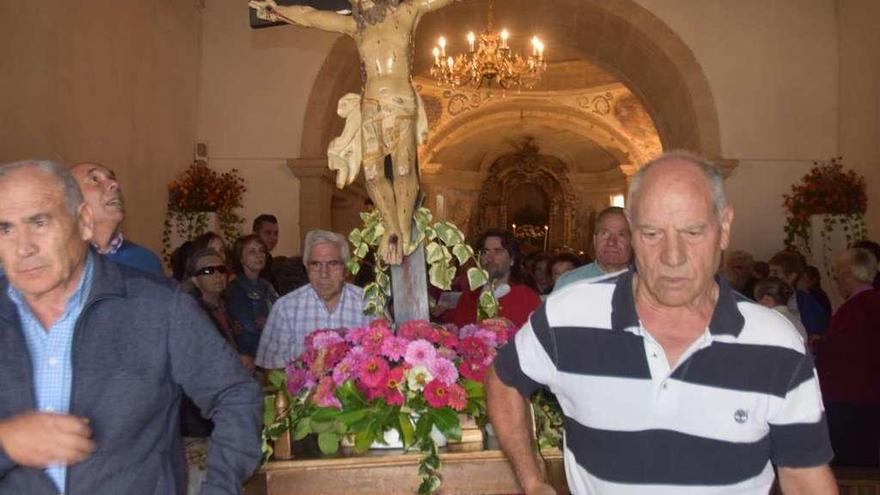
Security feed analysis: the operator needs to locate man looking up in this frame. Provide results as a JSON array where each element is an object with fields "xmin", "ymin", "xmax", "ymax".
[
  {"xmin": 451, "ymin": 229, "xmax": 541, "ymax": 329},
  {"xmin": 253, "ymin": 214, "xmax": 280, "ymax": 290},
  {"xmin": 553, "ymin": 206, "xmax": 632, "ymax": 291},
  {"xmin": 487, "ymin": 152, "xmax": 836, "ymax": 494},
  {"xmin": 70, "ymin": 162, "xmax": 163, "ymax": 276},
  {"xmin": 255, "ymin": 230, "xmax": 370, "ymax": 370},
  {"xmin": 0, "ymin": 160, "xmax": 261, "ymax": 494}
]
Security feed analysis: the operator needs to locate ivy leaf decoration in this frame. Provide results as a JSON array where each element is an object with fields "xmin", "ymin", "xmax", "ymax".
[{"xmin": 466, "ymin": 267, "xmax": 489, "ymax": 291}]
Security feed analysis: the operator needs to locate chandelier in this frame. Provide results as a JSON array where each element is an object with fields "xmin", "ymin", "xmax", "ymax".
[{"xmin": 429, "ymin": 0, "xmax": 546, "ymax": 90}]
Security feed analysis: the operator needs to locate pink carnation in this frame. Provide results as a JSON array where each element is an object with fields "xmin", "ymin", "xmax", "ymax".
[
  {"xmin": 286, "ymin": 366, "xmax": 316, "ymax": 395},
  {"xmin": 404, "ymin": 339, "xmax": 437, "ymax": 367},
  {"xmin": 459, "ymin": 336, "xmax": 489, "ymax": 363},
  {"xmin": 447, "ymin": 383, "xmax": 467, "ymax": 411},
  {"xmin": 459, "ymin": 360, "xmax": 489, "ymax": 382},
  {"xmin": 424, "ymin": 380, "xmax": 449, "ymax": 408},
  {"xmin": 361, "ymin": 324, "xmax": 392, "ymax": 354},
  {"xmin": 428, "ymin": 357, "xmax": 459, "ymax": 386},
  {"xmin": 332, "ymin": 355, "xmax": 358, "ymax": 385},
  {"xmin": 313, "ymin": 376, "xmax": 341, "ymax": 409},
  {"xmin": 344, "ymin": 326, "xmax": 368, "ymax": 345},
  {"xmin": 358, "ymin": 355, "xmax": 390, "ymax": 389},
  {"xmin": 381, "ymin": 336, "xmax": 409, "ymax": 361},
  {"xmin": 309, "ymin": 329, "xmax": 344, "ymax": 351},
  {"xmin": 398, "ymin": 320, "xmax": 436, "ymax": 342}
]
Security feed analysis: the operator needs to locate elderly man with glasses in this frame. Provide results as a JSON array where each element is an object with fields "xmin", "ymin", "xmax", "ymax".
[{"xmin": 255, "ymin": 230, "xmax": 370, "ymax": 370}]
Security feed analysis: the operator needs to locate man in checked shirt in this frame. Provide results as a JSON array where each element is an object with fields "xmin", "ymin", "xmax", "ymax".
[{"xmin": 255, "ymin": 229, "xmax": 371, "ymax": 370}]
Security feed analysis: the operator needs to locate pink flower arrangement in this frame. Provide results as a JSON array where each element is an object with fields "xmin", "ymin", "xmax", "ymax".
[{"xmin": 284, "ymin": 318, "xmax": 516, "ymax": 413}]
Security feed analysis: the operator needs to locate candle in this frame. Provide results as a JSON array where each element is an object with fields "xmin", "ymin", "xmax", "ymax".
[
  {"xmin": 500, "ymin": 29, "xmax": 509, "ymax": 48},
  {"xmin": 438, "ymin": 36, "xmax": 447, "ymax": 57},
  {"xmin": 543, "ymin": 225, "xmax": 549, "ymax": 251},
  {"xmin": 537, "ymin": 40, "xmax": 544, "ymax": 59},
  {"xmin": 512, "ymin": 223, "xmax": 517, "ymax": 235},
  {"xmin": 531, "ymin": 36, "xmax": 539, "ymax": 56},
  {"xmin": 467, "ymin": 32, "xmax": 476, "ymax": 52},
  {"xmin": 432, "ymin": 47, "xmax": 440, "ymax": 65},
  {"xmin": 446, "ymin": 56, "xmax": 454, "ymax": 70}
]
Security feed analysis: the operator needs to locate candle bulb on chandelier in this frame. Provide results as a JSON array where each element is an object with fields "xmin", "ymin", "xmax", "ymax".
[
  {"xmin": 446, "ymin": 56, "xmax": 454, "ymax": 71},
  {"xmin": 432, "ymin": 47, "xmax": 440, "ymax": 65},
  {"xmin": 500, "ymin": 29, "xmax": 509, "ymax": 48},
  {"xmin": 537, "ymin": 40, "xmax": 544, "ymax": 59},
  {"xmin": 531, "ymin": 36, "xmax": 539, "ymax": 56},
  {"xmin": 467, "ymin": 32, "xmax": 476, "ymax": 52},
  {"xmin": 438, "ymin": 36, "xmax": 447, "ymax": 57}
]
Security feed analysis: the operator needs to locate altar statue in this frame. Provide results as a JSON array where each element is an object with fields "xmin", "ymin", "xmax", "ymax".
[{"xmin": 250, "ymin": 0, "xmax": 454, "ymax": 265}]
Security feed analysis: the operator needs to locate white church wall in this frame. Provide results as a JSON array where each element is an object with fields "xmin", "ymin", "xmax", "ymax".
[{"xmin": 196, "ymin": 0, "xmax": 340, "ymax": 256}]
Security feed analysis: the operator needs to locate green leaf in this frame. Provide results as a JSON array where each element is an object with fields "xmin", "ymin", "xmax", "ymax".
[
  {"xmin": 355, "ymin": 242, "xmax": 370, "ymax": 259},
  {"xmin": 415, "ymin": 414, "xmax": 433, "ymax": 439},
  {"xmin": 336, "ymin": 408, "xmax": 370, "ymax": 426},
  {"xmin": 418, "ymin": 475, "xmax": 441, "ymax": 495},
  {"xmin": 355, "ymin": 428, "xmax": 374, "ymax": 452},
  {"xmin": 426, "ymin": 408, "xmax": 461, "ymax": 441},
  {"xmin": 429, "ymin": 262, "xmax": 453, "ymax": 290},
  {"xmin": 462, "ymin": 379, "xmax": 485, "ymax": 399},
  {"xmin": 263, "ymin": 395, "xmax": 278, "ymax": 426},
  {"xmin": 317, "ymin": 432, "xmax": 340, "ymax": 454},
  {"xmin": 425, "ymin": 242, "xmax": 445, "ymax": 264},
  {"xmin": 293, "ymin": 417, "xmax": 312, "ymax": 441},
  {"xmin": 346, "ymin": 260, "xmax": 361, "ymax": 276},
  {"xmin": 467, "ymin": 267, "xmax": 489, "ymax": 291},
  {"xmin": 349, "ymin": 228, "xmax": 363, "ymax": 246},
  {"xmin": 310, "ymin": 419, "xmax": 337, "ymax": 434},
  {"xmin": 424, "ymin": 226, "xmax": 437, "ymax": 241},
  {"xmin": 267, "ymin": 370, "xmax": 286, "ymax": 391},
  {"xmin": 452, "ymin": 243, "xmax": 473, "ymax": 265},
  {"xmin": 435, "ymin": 222, "xmax": 464, "ymax": 245},
  {"xmin": 478, "ymin": 290, "xmax": 499, "ymax": 319},
  {"xmin": 399, "ymin": 413, "xmax": 415, "ymax": 448},
  {"xmin": 364, "ymin": 282, "xmax": 380, "ymax": 300}
]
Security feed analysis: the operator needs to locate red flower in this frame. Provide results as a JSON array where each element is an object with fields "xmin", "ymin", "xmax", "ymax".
[
  {"xmin": 447, "ymin": 383, "xmax": 467, "ymax": 411},
  {"xmin": 357, "ymin": 356, "xmax": 390, "ymax": 389},
  {"xmin": 459, "ymin": 360, "xmax": 489, "ymax": 382},
  {"xmin": 424, "ymin": 380, "xmax": 450, "ymax": 408}
]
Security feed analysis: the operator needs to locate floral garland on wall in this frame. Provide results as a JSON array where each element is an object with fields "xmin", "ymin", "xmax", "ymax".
[
  {"xmin": 783, "ymin": 157, "xmax": 868, "ymax": 257},
  {"xmin": 161, "ymin": 163, "xmax": 246, "ymax": 263}
]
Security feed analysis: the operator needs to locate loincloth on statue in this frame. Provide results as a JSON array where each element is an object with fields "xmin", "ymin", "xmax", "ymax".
[{"xmin": 327, "ymin": 90, "xmax": 428, "ymax": 184}]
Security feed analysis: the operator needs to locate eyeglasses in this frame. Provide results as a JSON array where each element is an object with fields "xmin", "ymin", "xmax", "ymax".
[
  {"xmin": 194, "ymin": 265, "xmax": 228, "ymax": 276},
  {"xmin": 307, "ymin": 260, "xmax": 343, "ymax": 272}
]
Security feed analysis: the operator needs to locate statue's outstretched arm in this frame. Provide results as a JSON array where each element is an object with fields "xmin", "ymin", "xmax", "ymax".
[
  {"xmin": 415, "ymin": 0, "xmax": 457, "ymax": 14},
  {"xmin": 249, "ymin": 0, "xmax": 356, "ymax": 36}
]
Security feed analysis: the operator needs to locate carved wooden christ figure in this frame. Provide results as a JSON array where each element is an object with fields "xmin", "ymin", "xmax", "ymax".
[{"xmin": 250, "ymin": 0, "xmax": 454, "ymax": 265}]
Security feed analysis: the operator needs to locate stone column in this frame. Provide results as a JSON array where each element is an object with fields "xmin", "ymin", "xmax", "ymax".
[{"xmin": 287, "ymin": 158, "xmax": 337, "ymax": 248}]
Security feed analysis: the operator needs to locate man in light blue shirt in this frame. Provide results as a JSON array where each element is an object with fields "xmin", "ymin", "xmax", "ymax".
[
  {"xmin": 0, "ymin": 160, "xmax": 260, "ymax": 494},
  {"xmin": 554, "ymin": 206, "xmax": 632, "ymax": 291}
]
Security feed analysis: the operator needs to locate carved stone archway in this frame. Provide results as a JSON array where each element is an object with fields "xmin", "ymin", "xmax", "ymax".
[
  {"xmin": 473, "ymin": 140, "xmax": 584, "ymax": 252},
  {"xmin": 299, "ymin": 0, "xmax": 724, "ymax": 162}
]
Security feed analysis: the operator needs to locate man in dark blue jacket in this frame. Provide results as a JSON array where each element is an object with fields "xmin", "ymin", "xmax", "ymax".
[
  {"xmin": 0, "ymin": 159, "xmax": 261, "ymax": 494},
  {"xmin": 769, "ymin": 250, "xmax": 830, "ymax": 335}
]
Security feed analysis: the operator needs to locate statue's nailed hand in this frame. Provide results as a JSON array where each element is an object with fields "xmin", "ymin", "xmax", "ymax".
[{"xmin": 248, "ymin": 0, "xmax": 280, "ymax": 22}]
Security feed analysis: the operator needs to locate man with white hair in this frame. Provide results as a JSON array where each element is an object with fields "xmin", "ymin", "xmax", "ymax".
[
  {"xmin": 255, "ymin": 230, "xmax": 370, "ymax": 369},
  {"xmin": 487, "ymin": 151, "xmax": 836, "ymax": 494},
  {"xmin": 816, "ymin": 247, "xmax": 880, "ymax": 467}
]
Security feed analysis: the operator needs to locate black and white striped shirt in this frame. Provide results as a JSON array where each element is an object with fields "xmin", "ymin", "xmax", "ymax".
[{"xmin": 494, "ymin": 270, "xmax": 832, "ymax": 494}]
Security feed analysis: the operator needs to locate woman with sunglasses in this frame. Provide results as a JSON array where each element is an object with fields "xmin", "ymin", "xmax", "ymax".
[
  {"xmin": 226, "ymin": 234, "xmax": 278, "ymax": 363},
  {"xmin": 186, "ymin": 248, "xmax": 238, "ymax": 347}
]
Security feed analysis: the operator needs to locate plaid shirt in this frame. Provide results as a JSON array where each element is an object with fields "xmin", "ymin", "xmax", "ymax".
[
  {"xmin": 7, "ymin": 253, "xmax": 95, "ymax": 492},
  {"xmin": 255, "ymin": 283, "xmax": 370, "ymax": 369}
]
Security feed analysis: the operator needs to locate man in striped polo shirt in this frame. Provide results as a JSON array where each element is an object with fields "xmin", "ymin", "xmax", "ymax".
[{"xmin": 487, "ymin": 152, "xmax": 836, "ymax": 494}]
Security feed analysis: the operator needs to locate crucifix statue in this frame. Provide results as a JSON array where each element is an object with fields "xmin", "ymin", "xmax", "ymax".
[{"xmin": 250, "ymin": 0, "xmax": 455, "ymax": 265}]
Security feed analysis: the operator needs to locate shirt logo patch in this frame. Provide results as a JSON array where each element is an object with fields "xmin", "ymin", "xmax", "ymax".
[{"xmin": 734, "ymin": 409, "xmax": 749, "ymax": 424}]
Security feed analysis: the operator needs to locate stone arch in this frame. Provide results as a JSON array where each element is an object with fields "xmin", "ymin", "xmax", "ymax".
[{"xmin": 298, "ymin": 0, "xmax": 722, "ymax": 162}]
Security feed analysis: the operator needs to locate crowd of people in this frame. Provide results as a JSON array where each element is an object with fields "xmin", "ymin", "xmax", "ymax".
[{"xmin": 0, "ymin": 153, "xmax": 879, "ymax": 494}]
